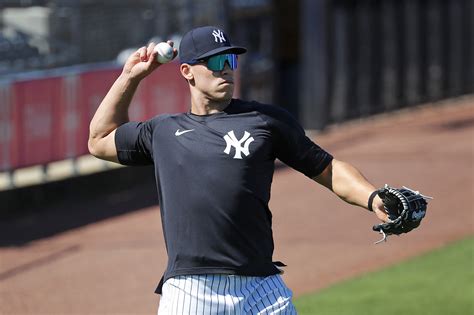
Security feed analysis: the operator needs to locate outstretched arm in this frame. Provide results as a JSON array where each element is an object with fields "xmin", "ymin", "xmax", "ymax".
[
  {"xmin": 313, "ymin": 159, "xmax": 389, "ymax": 222},
  {"xmin": 88, "ymin": 41, "xmax": 177, "ymax": 162}
]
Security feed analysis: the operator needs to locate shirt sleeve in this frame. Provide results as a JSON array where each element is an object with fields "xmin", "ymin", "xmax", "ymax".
[
  {"xmin": 114, "ymin": 119, "xmax": 154, "ymax": 165},
  {"xmin": 259, "ymin": 104, "xmax": 333, "ymax": 178}
]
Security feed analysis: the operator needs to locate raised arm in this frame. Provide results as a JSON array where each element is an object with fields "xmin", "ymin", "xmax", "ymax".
[
  {"xmin": 88, "ymin": 41, "xmax": 176, "ymax": 162},
  {"xmin": 313, "ymin": 159, "xmax": 389, "ymax": 222}
]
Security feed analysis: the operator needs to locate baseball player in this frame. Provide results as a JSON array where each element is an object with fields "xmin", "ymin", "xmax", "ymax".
[{"xmin": 88, "ymin": 26, "xmax": 390, "ymax": 314}]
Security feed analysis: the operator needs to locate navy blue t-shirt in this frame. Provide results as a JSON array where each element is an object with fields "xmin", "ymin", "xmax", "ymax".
[{"xmin": 115, "ymin": 99, "xmax": 333, "ymax": 293}]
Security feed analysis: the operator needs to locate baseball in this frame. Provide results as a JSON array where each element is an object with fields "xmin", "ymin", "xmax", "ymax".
[{"xmin": 154, "ymin": 42, "xmax": 174, "ymax": 64}]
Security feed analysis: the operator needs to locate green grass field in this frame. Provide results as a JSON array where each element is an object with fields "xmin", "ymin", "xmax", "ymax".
[{"xmin": 294, "ymin": 237, "xmax": 474, "ymax": 315}]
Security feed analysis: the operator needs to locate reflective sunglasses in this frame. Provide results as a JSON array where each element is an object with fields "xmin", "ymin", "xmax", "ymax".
[{"xmin": 189, "ymin": 54, "xmax": 238, "ymax": 71}]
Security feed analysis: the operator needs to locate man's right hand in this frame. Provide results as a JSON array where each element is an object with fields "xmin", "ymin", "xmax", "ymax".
[{"xmin": 122, "ymin": 41, "xmax": 177, "ymax": 81}]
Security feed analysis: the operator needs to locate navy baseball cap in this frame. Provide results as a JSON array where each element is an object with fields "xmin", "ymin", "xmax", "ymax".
[{"xmin": 179, "ymin": 26, "xmax": 247, "ymax": 63}]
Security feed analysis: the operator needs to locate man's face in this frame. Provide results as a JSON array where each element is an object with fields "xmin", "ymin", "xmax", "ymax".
[{"xmin": 187, "ymin": 57, "xmax": 235, "ymax": 102}]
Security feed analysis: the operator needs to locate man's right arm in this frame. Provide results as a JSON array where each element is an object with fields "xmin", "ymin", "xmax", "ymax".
[
  {"xmin": 88, "ymin": 74, "xmax": 140, "ymax": 162},
  {"xmin": 88, "ymin": 41, "xmax": 176, "ymax": 162}
]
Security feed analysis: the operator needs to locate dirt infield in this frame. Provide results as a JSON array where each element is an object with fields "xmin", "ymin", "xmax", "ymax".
[{"xmin": 1, "ymin": 97, "xmax": 473, "ymax": 314}]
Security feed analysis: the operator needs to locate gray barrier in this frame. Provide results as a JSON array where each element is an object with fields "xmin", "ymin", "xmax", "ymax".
[{"xmin": 299, "ymin": 0, "xmax": 473, "ymax": 129}]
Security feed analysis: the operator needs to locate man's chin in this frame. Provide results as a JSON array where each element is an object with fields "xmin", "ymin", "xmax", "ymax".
[{"xmin": 213, "ymin": 90, "xmax": 233, "ymax": 102}]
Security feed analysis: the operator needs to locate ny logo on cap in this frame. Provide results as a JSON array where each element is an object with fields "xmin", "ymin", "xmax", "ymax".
[{"xmin": 212, "ymin": 29, "xmax": 226, "ymax": 43}]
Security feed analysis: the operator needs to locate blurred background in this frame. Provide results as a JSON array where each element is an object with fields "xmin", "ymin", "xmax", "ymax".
[
  {"xmin": 1, "ymin": 0, "xmax": 473, "ymax": 180},
  {"xmin": 0, "ymin": 0, "xmax": 473, "ymax": 189},
  {"xmin": 0, "ymin": 0, "xmax": 473, "ymax": 314}
]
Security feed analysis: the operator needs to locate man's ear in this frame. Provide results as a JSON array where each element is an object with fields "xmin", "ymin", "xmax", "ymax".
[{"xmin": 180, "ymin": 64, "xmax": 194, "ymax": 80}]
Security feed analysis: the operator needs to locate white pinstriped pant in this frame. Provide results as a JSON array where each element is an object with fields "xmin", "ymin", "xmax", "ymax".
[{"xmin": 157, "ymin": 274, "xmax": 297, "ymax": 314}]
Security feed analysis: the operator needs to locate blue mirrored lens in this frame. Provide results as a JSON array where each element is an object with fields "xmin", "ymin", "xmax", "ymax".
[{"xmin": 206, "ymin": 54, "xmax": 238, "ymax": 71}]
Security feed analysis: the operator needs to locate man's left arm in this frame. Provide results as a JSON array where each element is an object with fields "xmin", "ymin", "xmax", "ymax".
[{"xmin": 313, "ymin": 159, "xmax": 389, "ymax": 223}]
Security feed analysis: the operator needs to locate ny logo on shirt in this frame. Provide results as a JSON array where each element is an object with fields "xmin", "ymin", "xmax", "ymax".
[{"xmin": 223, "ymin": 130, "xmax": 254, "ymax": 159}]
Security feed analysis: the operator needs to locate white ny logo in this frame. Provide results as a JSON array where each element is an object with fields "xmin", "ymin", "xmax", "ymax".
[
  {"xmin": 212, "ymin": 29, "xmax": 226, "ymax": 43},
  {"xmin": 223, "ymin": 130, "xmax": 254, "ymax": 159}
]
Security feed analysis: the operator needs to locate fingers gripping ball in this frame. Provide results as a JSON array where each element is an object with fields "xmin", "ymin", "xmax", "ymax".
[
  {"xmin": 154, "ymin": 42, "xmax": 174, "ymax": 64},
  {"xmin": 372, "ymin": 185, "xmax": 432, "ymax": 244}
]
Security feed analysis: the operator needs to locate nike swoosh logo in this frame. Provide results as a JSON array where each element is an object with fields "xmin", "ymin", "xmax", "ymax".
[{"xmin": 175, "ymin": 129, "xmax": 194, "ymax": 136}]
